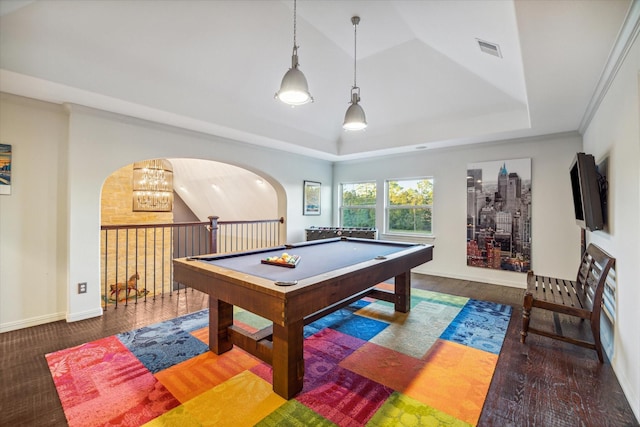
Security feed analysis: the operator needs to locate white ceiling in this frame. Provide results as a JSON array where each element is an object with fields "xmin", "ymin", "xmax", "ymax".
[
  {"xmin": 169, "ymin": 158, "xmax": 278, "ymax": 221},
  {"xmin": 0, "ymin": 0, "xmax": 633, "ymax": 161}
]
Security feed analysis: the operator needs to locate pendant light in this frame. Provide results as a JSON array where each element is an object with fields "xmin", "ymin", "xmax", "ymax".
[
  {"xmin": 275, "ymin": 0, "xmax": 313, "ymax": 106},
  {"xmin": 343, "ymin": 16, "xmax": 367, "ymax": 131}
]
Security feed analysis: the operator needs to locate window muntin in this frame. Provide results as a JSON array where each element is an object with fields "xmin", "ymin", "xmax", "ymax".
[
  {"xmin": 340, "ymin": 182, "xmax": 376, "ymax": 228},
  {"xmin": 386, "ymin": 178, "xmax": 433, "ymax": 235}
]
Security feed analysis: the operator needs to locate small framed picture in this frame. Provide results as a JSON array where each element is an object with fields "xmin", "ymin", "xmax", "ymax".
[
  {"xmin": 303, "ymin": 180, "xmax": 321, "ymax": 216},
  {"xmin": 0, "ymin": 143, "xmax": 12, "ymax": 195}
]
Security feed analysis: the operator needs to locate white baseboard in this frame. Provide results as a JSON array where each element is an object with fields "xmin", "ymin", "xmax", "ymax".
[
  {"xmin": 0, "ymin": 311, "xmax": 67, "ymax": 333},
  {"xmin": 66, "ymin": 307, "xmax": 103, "ymax": 323},
  {"xmin": 615, "ymin": 369, "xmax": 640, "ymax": 424}
]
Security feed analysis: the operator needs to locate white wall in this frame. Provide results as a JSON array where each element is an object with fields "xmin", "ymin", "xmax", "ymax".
[
  {"xmin": 334, "ymin": 133, "xmax": 584, "ymax": 288},
  {"xmin": 0, "ymin": 94, "xmax": 69, "ymax": 330},
  {"xmin": 582, "ymin": 35, "xmax": 639, "ymax": 421},
  {"xmin": 65, "ymin": 104, "xmax": 334, "ymax": 323},
  {"xmin": 0, "ymin": 97, "xmax": 333, "ymax": 330},
  {"xmin": 2, "ymin": 93, "xmax": 582, "ymax": 328}
]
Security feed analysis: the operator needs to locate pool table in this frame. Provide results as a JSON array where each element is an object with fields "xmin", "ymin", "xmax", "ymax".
[{"xmin": 173, "ymin": 237, "xmax": 434, "ymax": 399}]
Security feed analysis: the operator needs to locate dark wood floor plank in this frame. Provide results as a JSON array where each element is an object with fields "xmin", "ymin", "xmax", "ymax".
[
  {"xmin": 479, "ymin": 296, "xmax": 637, "ymax": 427},
  {"xmin": 0, "ymin": 274, "xmax": 637, "ymax": 426}
]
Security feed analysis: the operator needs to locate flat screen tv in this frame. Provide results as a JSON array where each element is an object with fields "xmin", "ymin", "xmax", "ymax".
[{"xmin": 570, "ymin": 152, "xmax": 605, "ymax": 231}]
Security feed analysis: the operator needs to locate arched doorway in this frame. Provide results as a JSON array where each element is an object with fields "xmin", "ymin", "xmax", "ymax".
[{"xmin": 99, "ymin": 158, "xmax": 282, "ymax": 307}]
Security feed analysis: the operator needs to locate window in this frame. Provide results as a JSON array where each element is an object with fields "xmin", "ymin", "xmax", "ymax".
[
  {"xmin": 386, "ymin": 178, "xmax": 433, "ymax": 235},
  {"xmin": 340, "ymin": 182, "xmax": 376, "ymax": 227}
]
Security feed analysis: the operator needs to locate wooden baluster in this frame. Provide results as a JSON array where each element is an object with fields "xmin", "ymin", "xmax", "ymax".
[{"xmin": 208, "ymin": 215, "xmax": 219, "ymax": 254}]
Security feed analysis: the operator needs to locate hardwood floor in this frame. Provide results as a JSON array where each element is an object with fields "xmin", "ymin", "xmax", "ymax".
[
  {"xmin": 417, "ymin": 275, "xmax": 638, "ymax": 427},
  {"xmin": 0, "ymin": 275, "xmax": 637, "ymax": 426}
]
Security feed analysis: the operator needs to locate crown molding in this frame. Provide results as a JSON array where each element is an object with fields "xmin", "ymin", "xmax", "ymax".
[{"xmin": 579, "ymin": 0, "xmax": 640, "ymax": 133}]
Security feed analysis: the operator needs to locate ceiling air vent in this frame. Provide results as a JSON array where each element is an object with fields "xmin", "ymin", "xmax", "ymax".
[{"xmin": 476, "ymin": 39, "xmax": 502, "ymax": 58}]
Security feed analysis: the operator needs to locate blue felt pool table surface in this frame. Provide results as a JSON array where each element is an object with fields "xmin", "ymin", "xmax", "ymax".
[{"xmin": 193, "ymin": 238, "xmax": 417, "ymax": 283}]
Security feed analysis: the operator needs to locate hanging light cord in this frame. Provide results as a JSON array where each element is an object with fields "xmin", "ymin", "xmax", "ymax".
[
  {"xmin": 292, "ymin": 0, "xmax": 298, "ymax": 55},
  {"xmin": 352, "ymin": 18, "xmax": 358, "ymax": 89},
  {"xmin": 350, "ymin": 16, "xmax": 361, "ymax": 96},
  {"xmin": 351, "ymin": 18, "xmax": 358, "ymax": 89}
]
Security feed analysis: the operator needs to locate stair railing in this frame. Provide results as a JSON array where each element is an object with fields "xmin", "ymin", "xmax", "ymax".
[{"xmin": 100, "ymin": 216, "xmax": 284, "ymax": 309}]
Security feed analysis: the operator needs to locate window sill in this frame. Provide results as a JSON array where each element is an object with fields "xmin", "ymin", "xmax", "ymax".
[{"xmin": 379, "ymin": 233, "xmax": 436, "ymax": 244}]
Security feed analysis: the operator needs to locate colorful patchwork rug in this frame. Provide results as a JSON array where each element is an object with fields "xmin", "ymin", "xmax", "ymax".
[{"xmin": 46, "ymin": 288, "xmax": 512, "ymax": 426}]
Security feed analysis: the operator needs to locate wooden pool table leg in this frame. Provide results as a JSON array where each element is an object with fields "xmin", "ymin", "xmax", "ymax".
[
  {"xmin": 272, "ymin": 319, "xmax": 305, "ymax": 399},
  {"xmin": 209, "ymin": 295, "xmax": 233, "ymax": 354},
  {"xmin": 394, "ymin": 272, "xmax": 410, "ymax": 313}
]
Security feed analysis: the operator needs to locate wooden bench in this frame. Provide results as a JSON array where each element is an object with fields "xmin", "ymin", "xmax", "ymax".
[{"xmin": 520, "ymin": 244, "xmax": 615, "ymax": 362}]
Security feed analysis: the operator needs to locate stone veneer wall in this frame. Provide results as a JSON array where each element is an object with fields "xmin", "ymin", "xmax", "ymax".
[{"xmin": 100, "ymin": 163, "xmax": 173, "ymax": 302}]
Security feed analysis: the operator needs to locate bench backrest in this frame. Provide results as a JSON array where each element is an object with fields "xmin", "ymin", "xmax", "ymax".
[{"xmin": 575, "ymin": 244, "xmax": 615, "ymax": 311}]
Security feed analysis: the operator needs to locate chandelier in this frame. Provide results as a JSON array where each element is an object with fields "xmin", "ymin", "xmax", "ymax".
[{"xmin": 132, "ymin": 159, "xmax": 173, "ymax": 212}]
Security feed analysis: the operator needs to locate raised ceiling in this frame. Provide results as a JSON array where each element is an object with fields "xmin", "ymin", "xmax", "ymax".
[{"xmin": 0, "ymin": 0, "xmax": 632, "ymax": 161}]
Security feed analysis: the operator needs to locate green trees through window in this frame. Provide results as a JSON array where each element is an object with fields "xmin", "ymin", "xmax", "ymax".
[
  {"xmin": 341, "ymin": 182, "xmax": 376, "ymax": 227},
  {"xmin": 340, "ymin": 179, "xmax": 433, "ymax": 235},
  {"xmin": 387, "ymin": 179, "xmax": 433, "ymax": 234}
]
